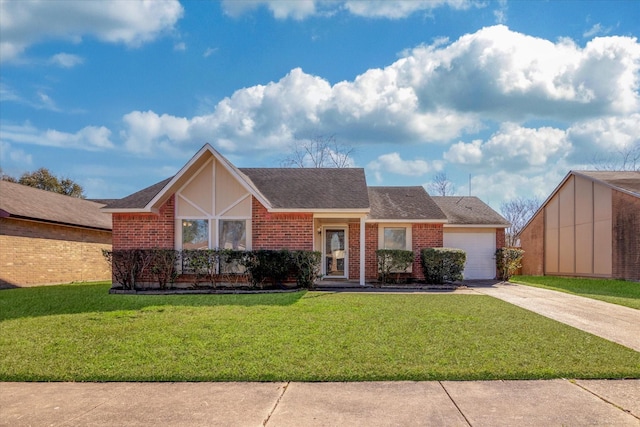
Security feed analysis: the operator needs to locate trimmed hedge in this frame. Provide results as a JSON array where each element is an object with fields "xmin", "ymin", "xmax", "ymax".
[
  {"xmin": 421, "ymin": 248, "xmax": 466, "ymax": 284},
  {"xmin": 103, "ymin": 248, "xmax": 321, "ymax": 290},
  {"xmin": 376, "ymin": 249, "xmax": 414, "ymax": 285}
]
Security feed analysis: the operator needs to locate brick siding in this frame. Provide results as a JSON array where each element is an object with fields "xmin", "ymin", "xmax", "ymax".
[
  {"xmin": 0, "ymin": 217, "xmax": 112, "ymax": 287},
  {"xmin": 612, "ymin": 190, "xmax": 640, "ymax": 281},
  {"xmin": 412, "ymin": 223, "xmax": 444, "ymax": 280},
  {"xmin": 251, "ymin": 197, "xmax": 313, "ymax": 250},
  {"xmin": 348, "ymin": 222, "xmax": 360, "ymax": 279},
  {"xmin": 112, "ymin": 196, "xmax": 175, "ymax": 250},
  {"xmin": 520, "ymin": 211, "xmax": 545, "ymax": 276},
  {"xmin": 496, "ymin": 228, "xmax": 506, "ymax": 249}
]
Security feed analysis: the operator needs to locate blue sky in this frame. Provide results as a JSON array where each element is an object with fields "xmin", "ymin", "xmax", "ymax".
[{"xmin": 1, "ymin": 0, "xmax": 639, "ymax": 209}]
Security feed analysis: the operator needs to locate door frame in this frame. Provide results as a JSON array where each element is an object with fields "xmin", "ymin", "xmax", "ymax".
[{"xmin": 321, "ymin": 226, "xmax": 348, "ymax": 278}]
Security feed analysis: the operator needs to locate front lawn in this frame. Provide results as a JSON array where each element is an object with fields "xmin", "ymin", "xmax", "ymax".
[
  {"xmin": 512, "ymin": 276, "xmax": 640, "ymax": 310},
  {"xmin": 1, "ymin": 282, "xmax": 638, "ymax": 382}
]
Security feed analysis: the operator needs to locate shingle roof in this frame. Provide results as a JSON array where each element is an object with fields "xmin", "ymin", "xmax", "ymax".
[
  {"xmin": 0, "ymin": 180, "xmax": 112, "ymax": 230},
  {"xmin": 573, "ymin": 171, "xmax": 640, "ymax": 196},
  {"xmin": 432, "ymin": 196, "xmax": 509, "ymax": 226},
  {"xmin": 368, "ymin": 187, "xmax": 447, "ymax": 220},
  {"xmin": 240, "ymin": 168, "xmax": 370, "ymax": 210},
  {"xmin": 103, "ymin": 177, "xmax": 173, "ymax": 210}
]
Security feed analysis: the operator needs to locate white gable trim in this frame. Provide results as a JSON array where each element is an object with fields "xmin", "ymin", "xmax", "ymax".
[{"xmin": 145, "ymin": 143, "xmax": 272, "ymax": 212}]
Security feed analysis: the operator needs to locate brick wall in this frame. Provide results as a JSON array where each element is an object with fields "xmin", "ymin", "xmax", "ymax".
[
  {"xmin": 112, "ymin": 196, "xmax": 175, "ymax": 250},
  {"xmin": 520, "ymin": 211, "xmax": 545, "ymax": 276},
  {"xmin": 613, "ymin": 190, "xmax": 640, "ymax": 281},
  {"xmin": 412, "ymin": 223, "xmax": 444, "ymax": 280},
  {"xmin": 364, "ymin": 223, "xmax": 379, "ymax": 280},
  {"xmin": 0, "ymin": 217, "xmax": 112, "ymax": 287},
  {"xmin": 348, "ymin": 222, "xmax": 360, "ymax": 279},
  {"xmin": 251, "ymin": 197, "xmax": 313, "ymax": 250},
  {"xmin": 496, "ymin": 228, "xmax": 506, "ymax": 249}
]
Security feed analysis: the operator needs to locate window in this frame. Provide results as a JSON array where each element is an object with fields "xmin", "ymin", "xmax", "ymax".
[
  {"xmin": 182, "ymin": 219, "xmax": 208, "ymax": 249},
  {"xmin": 219, "ymin": 220, "xmax": 246, "ymax": 250},
  {"xmin": 383, "ymin": 227, "xmax": 407, "ymax": 250}
]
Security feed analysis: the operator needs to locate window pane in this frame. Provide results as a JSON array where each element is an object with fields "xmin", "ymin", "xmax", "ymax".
[
  {"xmin": 219, "ymin": 220, "xmax": 246, "ymax": 250},
  {"xmin": 384, "ymin": 227, "xmax": 406, "ymax": 250},
  {"xmin": 182, "ymin": 219, "xmax": 208, "ymax": 249}
]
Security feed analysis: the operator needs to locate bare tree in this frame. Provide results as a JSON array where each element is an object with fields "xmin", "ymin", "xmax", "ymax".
[
  {"xmin": 500, "ymin": 197, "xmax": 541, "ymax": 247},
  {"xmin": 428, "ymin": 171, "xmax": 455, "ymax": 196},
  {"xmin": 590, "ymin": 141, "xmax": 640, "ymax": 171},
  {"xmin": 281, "ymin": 135, "xmax": 354, "ymax": 168}
]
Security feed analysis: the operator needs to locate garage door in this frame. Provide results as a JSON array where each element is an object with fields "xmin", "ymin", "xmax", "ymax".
[{"xmin": 443, "ymin": 230, "xmax": 496, "ymax": 280}]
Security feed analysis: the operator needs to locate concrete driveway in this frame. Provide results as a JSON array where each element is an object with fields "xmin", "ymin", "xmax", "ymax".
[
  {"xmin": 473, "ymin": 282, "xmax": 640, "ymax": 352},
  {"xmin": 2, "ymin": 380, "xmax": 639, "ymax": 426}
]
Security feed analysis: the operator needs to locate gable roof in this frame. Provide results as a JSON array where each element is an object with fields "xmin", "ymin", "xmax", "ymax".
[
  {"xmin": 572, "ymin": 171, "xmax": 640, "ymax": 197},
  {"xmin": 103, "ymin": 177, "xmax": 174, "ymax": 210},
  {"xmin": 368, "ymin": 187, "xmax": 447, "ymax": 222},
  {"xmin": 519, "ymin": 170, "xmax": 640, "ymax": 237},
  {"xmin": 0, "ymin": 180, "xmax": 112, "ymax": 231},
  {"xmin": 241, "ymin": 168, "xmax": 369, "ymax": 210},
  {"xmin": 432, "ymin": 196, "xmax": 509, "ymax": 227}
]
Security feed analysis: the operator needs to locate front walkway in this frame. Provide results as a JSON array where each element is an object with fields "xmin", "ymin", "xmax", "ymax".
[{"xmin": 473, "ymin": 282, "xmax": 640, "ymax": 352}]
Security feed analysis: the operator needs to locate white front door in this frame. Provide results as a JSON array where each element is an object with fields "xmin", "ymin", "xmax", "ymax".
[{"xmin": 324, "ymin": 228, "xmax": 347, "ymax": 278}]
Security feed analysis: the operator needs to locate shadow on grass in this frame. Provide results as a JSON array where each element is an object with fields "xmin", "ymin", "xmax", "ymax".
[{"xmin": 0, "ymin": 282, "xmax": 306, "ymax": 322}]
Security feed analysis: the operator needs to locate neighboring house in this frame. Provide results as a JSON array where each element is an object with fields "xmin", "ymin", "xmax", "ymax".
[
  {"xmin": 0, "ymin": 181, "xmax": 112, "ymax": 287},
  {"xmin": 519, "ymin": 171, "xmax": 640, "ymax": 281},
  {"xmin": 103, "ymin": 144, "xmax": 508, "ymax": 284},
  {"xmin": 432, "ymin": 196, "xmax": 509, "ymax": 280}
]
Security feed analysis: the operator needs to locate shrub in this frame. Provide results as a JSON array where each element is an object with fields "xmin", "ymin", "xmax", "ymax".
[
  {"xmin": 241, "ymin": 249, "xmax": 291, "ymax": 288},
  {"xmin": 376, "ymin": 249, "xmax": 414, "ymax": 285},
  {"xmin": 496, "ymin": 247, "xmax": 524, "ymax": 281},
  {"xmin": 290, "ymin": 250, "xmax": 322, "ymax": 289},
  {"xmin": 182, "ymin": 249, "xmax": 218, "ymax": 287},
  {"xmin": 421, "ymin": 248, "xmax": 466, "ymax": 284},
  {"xmin": 102, "ymin": 249, "xmax": 152, "ymax": 290},
  {"xmin": 148, "ymin": 249, "xmax": 179, "ymax": 289}
]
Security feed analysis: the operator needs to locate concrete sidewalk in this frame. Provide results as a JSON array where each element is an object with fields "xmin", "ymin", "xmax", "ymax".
[
  {"xmin": 473, "ymin": 282, "xmax": 640, "ymax": 352},
  {"xmin": 1, "ymin": 380, "xmax": 639, "ymax": 426}
]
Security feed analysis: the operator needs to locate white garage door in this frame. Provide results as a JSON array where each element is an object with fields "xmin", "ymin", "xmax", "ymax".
[{"xmin": 443, "ymin": 230, "xmax": 496, "ymax": 280}]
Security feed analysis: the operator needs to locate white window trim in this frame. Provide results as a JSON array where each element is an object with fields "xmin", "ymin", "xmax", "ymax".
[
  {"xmin": 378, "ymin": 223, "xmax": 413, "ymax": 250},
  {"xmin": 377, "ymin": 223, "xmax": 413, "ymax": 273}
]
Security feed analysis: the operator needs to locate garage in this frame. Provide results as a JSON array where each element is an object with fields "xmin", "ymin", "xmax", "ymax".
[{"xmin": 443, "ymin": 229, "xmax": 496, "ymax": 280}]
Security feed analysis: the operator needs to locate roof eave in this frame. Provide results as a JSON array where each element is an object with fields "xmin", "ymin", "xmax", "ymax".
[
  {"xmin": 444, "ymin": 223, "xmax": 509, "ymax": 228},
  {"xmin": 366, "ymin": 218, "xmax": 448, "ymax": 223}
]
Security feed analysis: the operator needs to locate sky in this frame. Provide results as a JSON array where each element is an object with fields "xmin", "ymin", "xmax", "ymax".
[{"xmin": 1, "ymin": 0, "xmax": 639, "ymax": 210}]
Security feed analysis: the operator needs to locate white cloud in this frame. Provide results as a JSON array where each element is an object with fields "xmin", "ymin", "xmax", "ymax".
[
  {"xmin": 222, "ymin": 0, "xmax": 479, "ymax": 20},
  {"xmin": 0, "ymin": 0, "xmax": 184, "ymax": 62},
  {"xmin": 445, "ymin": 123, "xmax": 570, "ymax": 170},
  {"xmin": 0, "ymin": 123, "xmax": 114, "ymax": 151},
  {"xmin": 173, "ymin": 42, "xmax": 186, "ymax": 52},
  {"xmin": 115, "ymin": 26, "xmax": 639, "ymax": 159},
  {"xmin": 583, "ymin": 23, "xmax": 612, "ymax": 38},
  {"xmin": 49, "ymin": 53, "xmax": 84, "ymax": 68},
  {"xmin": 444, "ymin": 139, "xmax": 483, "ymax": 164},
  {"xmin": 203, "ymin": 47, "xmax": 218, "ymax": 58},
  {"xmin": 367, "ymin": 152, "xmax": 442, "ymax": 182},
  {"xmin": 222, "ymin": 0, "xmax": 317, "ymax": 20},
  {"xmin": 402, "ymin": 25, "xmax": 640, "ymax": 119},
  {"xmin": 567, "ymin": 114, "xmax": 640, "ymax": 156},
  {"xmin": 0, "ymin": 141, "xmax": 33, "ymax": 170}
]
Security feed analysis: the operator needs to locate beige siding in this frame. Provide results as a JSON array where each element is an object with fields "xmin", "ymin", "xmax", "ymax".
[
  {"xmin": 544, "ymin": 196, "xmax": 559, "ymax": 273},
  {"xmin": 215, "ymin": 164, "xmax": 249, "ymax": 215},
  {"xmin": 181, "ymin": 161, "xmax": 214, "ymax": 215}
]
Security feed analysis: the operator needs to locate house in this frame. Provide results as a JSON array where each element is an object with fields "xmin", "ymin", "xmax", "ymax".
[
  {"xmin": 519, "ymin": 171, "xmax": 640, "ymax": 281},
  {"xmin": 103, "ymin": 144, "xmax": 508, "ymax": 284},
  {"xmin": 0, "ymin": 181, "xmax": 112, "ymax": 287}
]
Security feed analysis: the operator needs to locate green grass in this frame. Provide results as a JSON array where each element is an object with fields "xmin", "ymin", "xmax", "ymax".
[
  {"xmin": 1, "ymin": 282, "xmax": 638, "ymax": 382},
  {"xmin": 512, "ymin": 276, "xmax": 640, "ymax": 310}
]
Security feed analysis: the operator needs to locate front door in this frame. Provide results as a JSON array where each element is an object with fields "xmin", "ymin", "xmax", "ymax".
[{"xmin": 324, "ymin": 228, "xmax": 347, "ymax": 278}]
